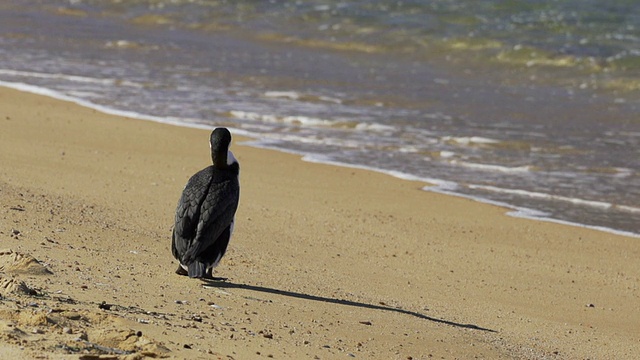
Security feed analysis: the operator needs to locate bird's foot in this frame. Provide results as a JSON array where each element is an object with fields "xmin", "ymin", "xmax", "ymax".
[
  {"xmin": 175, "ymin": 265, "xmax": 188, "ymax": 276},
  {"xmin": 202, "ymin": 269, "xmax": 227, "ymax": 281}
]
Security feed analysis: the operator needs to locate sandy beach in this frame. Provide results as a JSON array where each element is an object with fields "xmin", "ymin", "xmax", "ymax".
[{"xmin": 1, "ymin": 85, "xmax": 639, "ymax": 359}]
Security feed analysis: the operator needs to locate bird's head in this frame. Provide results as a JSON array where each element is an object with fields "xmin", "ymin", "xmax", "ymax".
[{"xmin": 210, "ymin": 128, "xmax": 235, "ymax": 168}]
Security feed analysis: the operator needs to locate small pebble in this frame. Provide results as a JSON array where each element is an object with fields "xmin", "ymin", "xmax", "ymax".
[
  {"xmin": 63, "ymin": 327, "xmax": 72, "ymax": 334},
  {"xmin": 64, "ymin": 312, "xmax": 82, "ymax": 320}
]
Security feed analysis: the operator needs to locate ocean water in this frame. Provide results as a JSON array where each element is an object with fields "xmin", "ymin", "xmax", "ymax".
[{"xmin": 0, "ymin": 0, "xmax": 638, "ymax": 237}]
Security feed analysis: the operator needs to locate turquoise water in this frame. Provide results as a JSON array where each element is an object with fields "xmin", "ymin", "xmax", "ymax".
[{"xmin": 0, "ymin": 0, "xmax": 638, "ymax": 236}]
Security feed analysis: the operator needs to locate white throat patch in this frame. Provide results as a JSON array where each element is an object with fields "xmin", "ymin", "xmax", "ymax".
[{"xmin": 227, "ymin": 150, "xmax": 238, "ymax": 166}]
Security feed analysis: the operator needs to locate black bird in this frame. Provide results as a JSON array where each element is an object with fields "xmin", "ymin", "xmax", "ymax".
[{"xmin": 171, "ymin": 128, "xmax": 240, "ymax": 278}]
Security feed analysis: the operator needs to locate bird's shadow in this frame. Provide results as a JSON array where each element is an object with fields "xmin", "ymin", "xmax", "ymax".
[{"xmin": 201, "ymin": 278, "xmax": 496, "ymax": 333}]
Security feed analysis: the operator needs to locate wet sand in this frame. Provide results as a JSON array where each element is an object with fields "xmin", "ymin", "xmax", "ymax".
[{"xmin": 1, "ymin": 86, "xmax": 639, "ymax": 359}]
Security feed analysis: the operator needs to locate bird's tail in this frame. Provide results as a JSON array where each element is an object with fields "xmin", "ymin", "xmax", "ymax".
[
  {"xmin": 182, "ymin": 241, "xmax": 203, "ymax": 266},
  {"xmin": 187, "ymin": 261, "xmax": 206, "ymax": 278}
]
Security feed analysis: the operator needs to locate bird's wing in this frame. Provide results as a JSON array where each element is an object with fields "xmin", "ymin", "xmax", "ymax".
[
  {"xmin": 172, "ymin": 167, "xmax": 214, "ymax": 259},
  {"xmin": 186, "ymin": 224, "xmax": 233, "ymax": 278},
  {"xmin": 181, "ymin": 172, "xmax": 239, "ymax": 264}
]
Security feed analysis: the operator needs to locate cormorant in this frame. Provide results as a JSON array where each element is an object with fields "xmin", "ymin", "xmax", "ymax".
[{"xmin": 171, "ymin": 127, "xmax": 240, "ymax": 279}]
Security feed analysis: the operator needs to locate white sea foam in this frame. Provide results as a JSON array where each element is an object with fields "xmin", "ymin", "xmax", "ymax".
[
  {"xmin": 442, "ymin": 136, "xmax": 500, "ymax": 145},
  {"xmin": 0, "ymin": 79, "xmax": 263, "ymax": 144},
  {"xmin": 282, "ymin": 115, "xmax": 337, "ymax": 127},
  {"xmin": 242, "ymin": 138, "xmax": 456, "ymax": 189},
  {"xmin": 468, "ymin": 184, "xmax": 640, "ymax": 215},
  {"xmin": 398, "ymin": 145, "xmax": 419, "ymax": 153},
  {"xmin": 248, "ymin": 132, "xmax": 364, "ymax": 149},
  {"xmin": 354, "ymin": 122, "xmax": 395, "ymax": 132},
  {"xmin": 0, "ymin": 69, "xmax": 142, "ymax": 88},
  {"xmin": 230, "ymin": 110, "xmax": 336, "ymax": 127},
  {"xmin": 450, "ymin": 160, "xmax": 533, "ymax": 173},
  {"xmin": 263, "ymin": 90, "xmax": 342, "ymax": 104},
  {"xmin": 612, "ymin": 167, "xmax": 634, "ymax": 178},
  {"xmin": 229, "ymin": 110, "xmax": 269, "ymax": 121},
  {"xmin": 0, "ymin": 80, "xmax": 215, "ymax": 131},
  {"xmin": 302, "ymin": 154, "xmax": 459, "ymax": 190},
  {"xmin": 317, "ymin": 95, "xmax": 343, "ymax": 104},
  {"xmin": 230, "ymin": 109, "xmax": 392, "ymax": 132},
  {"xmin": 65, "ymin": 90, "xmax": 103, "ymax": 98},
  {"xmin": 264, "ymin": 91, "xmax": 301, "ymax": 100},
  {"xmin": 423, "ymin": 184, "xmax": 640, "ymax": 238},
  {"xmin": 617, "ymin": 205, "xmax": 640, "ymax": 214}
]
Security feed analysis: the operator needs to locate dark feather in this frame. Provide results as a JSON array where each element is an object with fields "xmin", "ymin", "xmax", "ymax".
[{"xmin": 171, "ymin": 131, "xmax": 240, "ymax": 279}]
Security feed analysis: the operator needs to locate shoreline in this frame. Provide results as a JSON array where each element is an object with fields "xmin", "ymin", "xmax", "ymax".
[
  {"xmin": 1, "ymin": 85, "xmax": 639, "ymax": 359},
  {"xmin": 2, "ymin": 79, "xmax": 637, "ymax": 240}
]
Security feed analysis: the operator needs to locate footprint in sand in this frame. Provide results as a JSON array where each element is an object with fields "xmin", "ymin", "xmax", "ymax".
[{"xmin": 0, "ymin": 249, "xmax": 51, "ymax": 275}]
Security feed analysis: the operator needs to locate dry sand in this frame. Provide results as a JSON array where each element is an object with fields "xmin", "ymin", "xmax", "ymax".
[{"xmin": 0, "ymin": 86, "xmax": 639, "ymax": 359}]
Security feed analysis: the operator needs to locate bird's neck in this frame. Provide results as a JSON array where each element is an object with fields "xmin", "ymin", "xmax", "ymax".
[{"xmin": 212, "ymin": 150, "xmax": 236, "ymax": 169}]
